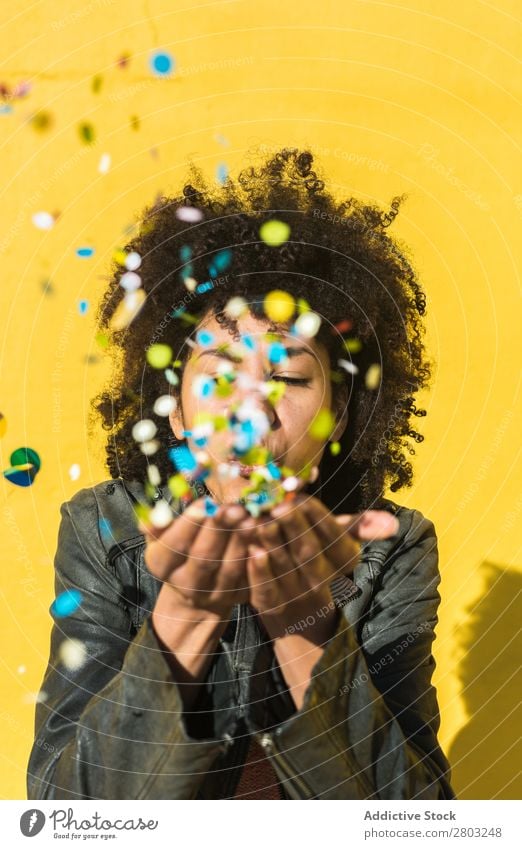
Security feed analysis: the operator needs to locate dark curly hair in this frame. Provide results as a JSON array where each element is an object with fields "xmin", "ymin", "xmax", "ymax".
[{"xmin": 89, "ymin": 147, "xmax": 433, "ymax": 514}]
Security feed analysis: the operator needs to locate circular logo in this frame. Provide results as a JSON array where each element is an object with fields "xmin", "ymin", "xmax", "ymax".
[{"xmin": 20, "ymin": 810, "xmax": 46, "ymax": 837}]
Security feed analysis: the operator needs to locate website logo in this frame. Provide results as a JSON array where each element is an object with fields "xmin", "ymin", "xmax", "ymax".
[{"xmin": 20, "ymin": 809, "xmax": 46, "ymax": 837}]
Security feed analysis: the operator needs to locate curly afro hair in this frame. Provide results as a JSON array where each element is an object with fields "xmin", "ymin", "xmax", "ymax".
[{"xmin": 90, "ymin": 147, "xmax": 433, "ymax": 514}]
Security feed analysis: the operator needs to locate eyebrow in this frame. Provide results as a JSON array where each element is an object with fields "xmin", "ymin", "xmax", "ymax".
[{"xmin": 195, "ymin": 346, "xmax": 317, "ymax": 363}]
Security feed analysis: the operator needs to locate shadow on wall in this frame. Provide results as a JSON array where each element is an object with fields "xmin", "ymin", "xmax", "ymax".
[{"xmin": 448, "ymin": 561, "xmax": 522, "ymax": 799}]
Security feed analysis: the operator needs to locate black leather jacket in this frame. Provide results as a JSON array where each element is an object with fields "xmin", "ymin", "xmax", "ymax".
[{"xmin": 27, "ymin": 477, "xmax": 456, "ymax": 800}]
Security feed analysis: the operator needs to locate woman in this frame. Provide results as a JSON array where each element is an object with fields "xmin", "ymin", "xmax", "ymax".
[{"xmin": 27, "ymin": 148, "xmax": 455, "ymax": 799}]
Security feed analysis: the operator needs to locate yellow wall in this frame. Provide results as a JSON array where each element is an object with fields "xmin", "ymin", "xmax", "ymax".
[{"xmin": 1, "ymin": 0, "xmax": 520, "ymax": 799}]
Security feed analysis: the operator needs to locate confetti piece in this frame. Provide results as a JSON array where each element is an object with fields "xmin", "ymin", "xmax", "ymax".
[
  {"xmin": 0, "ymin": 412, "xmax": 7, "ymax": 438},
  {"xmin": 125, "ymin": 251, "xmax": 142, "ymax": 271},
  {"xmin": 0, "ymin": 104, "xmax": 13, "ymax": 115},
  {"xmin": 23, "ymin": 690, "xmax": 48, "ymax": 704},
  {"xmin": 209, "ymin": 248, "xmax": 232, "ymax": 275},
  {"xmin": 365, "ymin": 363, "xmax": 381, "ymax": 390},
  {"xmin": 169, "ymin": 444, "xmax": 198, "ymax": 474},
  {"xmin": 216, "ymin": 162, "xmax": 228, "ymax": 184},
  {"xmin": 147, "ymin": 343, "xmax": 173, "ymax": 369},
  {"xmin": 78, "ymin": 299, "xmax": 89, "ymax": 315},
  {"xmin": 11, "ymin": 446, "xmax": 41, "ymax": 471},
  {"xmin": 30, "ymin": 110, "xmax": 53, "ymax": 131},
  {"xmin": 109, "ymin": 289, "xmax": 146, "ymax": 330},
  {"xmin": 175, "ymin": 205, "xmax": 204, "ymax": 223},
  {"xmin": 32, "ymin": 211, "xmax": 55, "ymax": 230},
  {"xmin": 117, "ymin": 53, "xmax": 131, "ymax": 69},
  {"xmin": 132, "ymin": 419, "xmax": 157, "ymax": 443},
  {"xmin": 338, "ymin": 358, "xmax": 359, "ymax": 376},
  {"xmin": 333, "ymin": 318, "xmax": 353, "ymax": 334},
  {"xmin": 59, "ymin": 638, "xmax": 87, "ymax": 670},
  {"xmin": 259, "ymin": 219, "xmax": 290, "ymax": 247},
  {"xmin": 153, "ymin": 395, "xmax": 177, "ymax": 416},
  {"xmin": 264, "ymin": 290, "xmax": 295, "ymax": 322},
  {"xmin": 344, "ymin": 338, "xmax": 362, "ymax": 354},
  {"xmin": 76, "ymin": 246, "xmax": 95, "ymax": 258},
  {"xmin": 195, "ymin": 329, "xmax": 214, "ymax": 347},
  {"xmin": 147, "ymin": 464, "xmax": 161, "ymax": 487},
  {"xmin": 183, "ymin": 277, "xmax": 197, "ymax": 292},
  {"xmin": 95, "ymin": 332, "xmax": 109, "ymax": 349},
  {"xmin": 17, "ymin": 665, "xmax": 26, "ymax": 674},
  {"xmin": 150, "ymin": 50, "xmax": 175, "ymax": 76},
  {"xmin": 52, "ymin": 588, "xmax": 82, "ymax": 618},
  {"xmin": 91, "ymin": 75, "xmax": 103, "ymax": 94},
  {"xmin": 140, "ymin": 439, "xmax": 160, "ymax": 456},
  {"xmin": 168, "ymin": 474, "xmax": 190, "ymax": 498},
  {"xmin": 193, "ymin": 375, "xmax": 215, "ymax": 398},
  {"xmin": 68, "ymin": 463, "xmax": 81, "ymax": 480},
  {"xmin": 119, "ymin": 271, "xmax": 141, "ymax": 291},
  {"xmin": 267, "ymin": 341, "xmax": 288, "ymax": 364},
  {"xmin": 149, "ymin": 499, "xmax": 174, "ymax": 528},
  {"xmin": 130, "ymin": 115, "xmax": 140, "ymax": 131},
  {"xmin": 3, "ymin": 446, "xmax": 41, "ymax": 486},
  {"xmin": 308, "ymin": 408, "xmax": 335, "ymax": 440},
  {"xmin": 99, "ymin": 517, "xmax": 113, "ymax": 543},
  {"xmin": 224, "ymin": 296, "xmax": 248, "ymax": 319},
  {"xmin": 164, "ymin": 367, "xmax": 179, "ymax": 386},
  {"xmin": 98, "ymin": 152, "xmax": 111, "ymax": 174},
  {"xmin": 78, "ymin": 122, "xmax": 95, "ymax": 144},
  {"xmin": 204, "ymin": 497, "xmax": 218, "ymax": 516},
  {"xmin": 294, "ymin": 311, "xmax": 321, "ymax": 338},
  {"xmin": 329, "ymin": 441, "xmax": 341, "ymax": 456}
]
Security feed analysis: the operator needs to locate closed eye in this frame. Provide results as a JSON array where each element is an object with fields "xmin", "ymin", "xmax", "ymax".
[{"xmin": 271, "ymin": 376, "xmax": 310, "ymax": 385}]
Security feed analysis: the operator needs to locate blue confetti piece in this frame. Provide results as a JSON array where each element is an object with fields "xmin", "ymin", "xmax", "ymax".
[
  {"xmin": 76, "ymin": 247, "xmax": 95, "ymax": 258},
  {"xmin": 216, "ymin": 162, "xmax": 228, "ymax": 184},
  {"xmin": 180, "ymin": 245, "xmax": 192, "ymax": 261},
  {"xmin": 204, "ymin": 497, "xmax": 218, "ymax": 516},
  {"xmin": 268, "ymin": 342, "xmax": 288, "ymax": 364},
  {"xmin": 150, "ymin": 50, "xmax": 175, "ymax": 76},
  {"xmin": 196, "ymin": 329, "xmax": 214, "ymax": 347},
  {"xmin": 52, "ymin": 588, "xmax": 82, "ymax": 618},
  {"xmin": 98, "ymin": 517, "xmax": 113, "ymax": 543},
  {"xmin": 267, "ymin": 462, "xmax": 281, "ymax": 479},
  {"xmin": 196, "ymin": 281, "xmax": 213, "ymax": 294},
  {"xmin": 212, "ymin": 249, "xmax": 232, "ymax": 273},
  {"xmin": 241, "ymin": 334, "xmax": 256, "ymax": 351},
  {"xmin": 168, "ymin": 444, "xmax": 197, "ymax": 473},
  {"xmin": 0, "ymin": 104, "xmax": 13, "ymax": 115},
  {"xmin": 78, "ymin": 299, "xmax": 89, "ymax": 315}
]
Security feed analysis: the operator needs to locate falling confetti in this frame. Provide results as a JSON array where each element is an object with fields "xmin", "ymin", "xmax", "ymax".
[
  {"xmin": 264, "ymin": 290, "xmax": 295, "ymax": 323},
  {"xmin": 30, "ymin": 110, "xmax": 53, "ymax": 132},
  {"xmin": 294, "ymin": 311, "xmax": 321, "ymax": 339},
  {"xmin": 117, "ymin": 53, "xmax": 131, "ymax": 69},
  {"xmin": 3, "ymin": 446, "xmax": 41, "ymax": 486},
  {"xmin": 76, "ymin": 246, "xmax": 95, "ymax": 258},
  {"xmin": 78, "ymin": 122, "xmax": 95, "ymax": 144},
  {"xmin": 344, "ymin": 338, "xmax": 362, "ymax": 354},
  {"xmin": 78, "ymin": 300, "xmax": 89, "ymax": 315},
  {"xmin": 98, "ymin": 153, "xmax": 111, "ymax": 174},
  {"xmin": 224, "ymin": 296, "xmax": 248, "ymax": 319},
  {"xmin": 147, "ymin": 464, "xmax": 161, "ymax": 487},
  {"xmin": 153, "ymin": 395, "xmax": 176, "ymax": 417},
  {"xmin": 329, "ymin": 441, "xmax": 341, "ymax": 456},
  {"xmin": 259, "ymin": 219, "xmax": 290, "ymax": 247},
  {"xmin": 32, "ymin": 211, "xmax": 55, "ymax": 230},
  {"xmin": 175, "ymin": 205, "xmax": 204, "ymax": 223},
  {"xmin": 216, "ymin": 162, "xmax": 228, "ymax": 184},
  {"xmin": 147, "ymin": 344, "xmax": 173, "ymax": 369},
  {"xmin": 365, "ymin": 363, "xmax": 381, "ymax": 390},
  {"xmin": 150, "ymin": 50, "xmax": 175, "ymax": 76},
  {"xmin": 125, "ymin": 251, "xmax": 142, "ymax": 271},
  {"xmin": 119, "ymin": 271, "xmax": 141, "ymax": 291},
  {"xmin": 149, "ymin": 499, "xmax": 174, "ymax": 528},
  {"xmin": 68, "ymin": 463, "xmax": 81, "ymax": 480},
  {"xmin": 338, "ymin": 358, "xmax": 359, "ymax": 376},
  {"xmin": 51, "ymin": 588, "xmax": 82, "ymax": 618},
  {"xmin": 59, "ymin": 638, "xmax": 86, "ymax": 671},
  {"xmin": 109, "ymin": 289, "xmax": 146, "ymax": 330},
  {"xmin": 308, "ymin": 408, "xmax": 335, "ymax": 440},
  {"xmin": 132, "ymin": 419, "xmax": 157, "ymax": 443}
]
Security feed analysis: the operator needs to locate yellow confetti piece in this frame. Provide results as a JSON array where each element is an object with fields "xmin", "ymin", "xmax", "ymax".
[
  {"xmin": 259, "ymin": 219, "xmax": 290, "ymax": 246},
  {"xmin": 109, "ymin": 289, "xmax": 146, "ymax": 331},
  {"xmin": 168, "ymin": 474, "xmax": 190, "ymax": 498},
  {"xmin": 146, "ymin": 344, "xmax": 173, "ymax": 369},
  {"xmin": 365, "ymin": 363, "xmax": 381, "ymax": 390},
  {"xmin": 330, "ymin": 441, "xmax": 341, "ymax": 456},
  {"xmin": 308, "ymin": 408, "xmax": 335, "ymax": 440},
  {"xmin": 264, "ymin": 290, "xmax": 295, "ymax": 322},
  {"xmin": 344, "ymin": 338, "xmax": 362, "ymax": 354}
]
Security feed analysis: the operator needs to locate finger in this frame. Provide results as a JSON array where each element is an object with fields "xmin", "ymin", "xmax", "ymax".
[
  {"xmin": 246, "ymin": 544, "xmax": 278, "ymax": 611},
  {"xmin": 298, "ymin": 497, "xmax": 361, "ymax": 575},
  {"xmin": 183, "ymin": 505, "xmax": 248, "ymax": 589},
  {"xmin": 144, "ymin": 498, "xmax": 211, "ymax": 580},
  {"xmin": 217, "ymin": 530, "xmax": 251, "ymax": 599},
  {"xmin": 256, "ymin": 516, "xmax": 296, "ymax": 577},
  {"xmin": 270, "ymin": 497, "xmax": 327, "ymax": 572},
  {"xmin": 335, "ymin": 510, "xmax": 400, "ymax": 540}
]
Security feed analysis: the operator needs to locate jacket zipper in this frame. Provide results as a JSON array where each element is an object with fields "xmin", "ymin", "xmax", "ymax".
[{"xmin": 258, "ymin": 733, "xmax": 315, "ymax": 799}]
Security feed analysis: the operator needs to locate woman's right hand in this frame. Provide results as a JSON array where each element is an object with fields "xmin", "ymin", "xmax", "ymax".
[{"xmin": 140, "ymin": 499, "xmax": 253, "ymax": 618}]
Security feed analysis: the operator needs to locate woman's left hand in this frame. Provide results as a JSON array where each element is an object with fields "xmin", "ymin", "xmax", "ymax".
[{"xmin": 245, "ymin": 494, "xmax": 399, "ymax": 642}]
